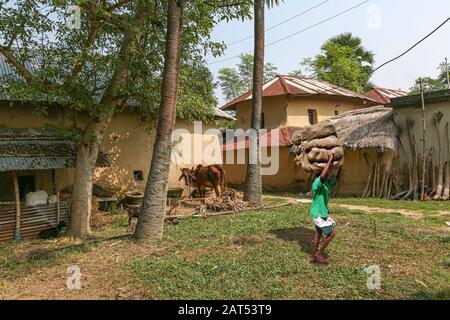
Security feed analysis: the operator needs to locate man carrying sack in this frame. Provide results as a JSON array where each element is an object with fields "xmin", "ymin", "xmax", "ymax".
[{"xmin": 309, "ymin": 152, "xmax": 339, "ymax": 264}]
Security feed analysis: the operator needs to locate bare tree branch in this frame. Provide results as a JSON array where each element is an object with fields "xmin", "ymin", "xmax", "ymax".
[
  {"xmin": 0, "ymin": 45, "xmax": 33, "ymax": 83},
  {"xmin": 203, "ymin": 0, "xmax": 249, "ymax": 8},
  {"xmin": 65, "ymin": 22, "xmax": 101, "ymax": 86}
]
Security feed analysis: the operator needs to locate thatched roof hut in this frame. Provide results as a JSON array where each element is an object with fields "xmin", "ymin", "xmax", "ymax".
[{"xmin": 329, "ymin": 106, "xmax": 398, "ymax": 153}]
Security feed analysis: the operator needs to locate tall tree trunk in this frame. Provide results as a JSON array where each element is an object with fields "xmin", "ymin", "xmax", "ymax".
[
  {"xmin": 243, "ymin": 0, "xmax": 264, "ymax": 205},
  {"xmin": 66, "ymin": 13, "xmax": 140, "ymax": 240},
  {"xmin": 67, "ymin": 114, "xmax": 113, "ymax": 239},
  {"xmin": 134, "ymin": 0, "xmax": 183, "ymax": 242}
]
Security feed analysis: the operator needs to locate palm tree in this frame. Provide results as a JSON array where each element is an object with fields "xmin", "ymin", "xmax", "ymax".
[
  {"xmin": 243, "ymin": 0, "xmax": 281, "ymax": 204},
  {"xmin": 308, "ymin": 32, "xmax": 374, "ymax": 93},
  {"xmin": 134, "ymin": 0, "xmax": 183, "ymax": 242},
  {"xmin": 326, "ymin": 32, "xmax": 374, "ymax": 65}
]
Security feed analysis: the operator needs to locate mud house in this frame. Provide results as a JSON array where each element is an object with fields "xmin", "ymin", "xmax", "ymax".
[
  {"xmin": 220, "ymin": 75, "xmax": 385, "ymax": 194},
  {"xmin": 389, "ymin": 89, "xmax": 450, "ymax": 200},
  {"xmin": 0, "ymin": 103, "xmax": 231, "ymax": 196},
  {"xmin": 0, "ymin": 55, "xmax": 232, "ymax": 242},
  {"xmin": 0, "ymin": 51, "xmax": 234, "ymax": 192},
  {"xmin": 0, "ymin": 105, "xmax": 230, "ymax": 243},
  {"xmin": 221, "ymin": 75, "xmax": 379, "ymax": 130}
]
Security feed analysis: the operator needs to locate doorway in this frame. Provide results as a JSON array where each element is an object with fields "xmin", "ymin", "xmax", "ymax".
[{"xmin": 18, "ymin": 175, "xmax": 36, "ymax": 201}]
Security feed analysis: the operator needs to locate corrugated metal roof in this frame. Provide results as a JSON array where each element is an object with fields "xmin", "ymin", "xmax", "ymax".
[
  {"xmin": 0, "ymin": 54, "xmax": 44, "ymax": 101},
  {"xmin": 221, "ymin": 75, "xmax": 379, "ymax": 110},
  {"xmin": 0, "ymin": 54, "xmax": 41, "ymax": 80},
  {"xmin": 0, "ymin": 156, "xmax": 76, "ymax": 171},
  {"xmin": 0, "ymin": 128, "xmax": 111, "ymax": 171},
  {"xmin": 214, "ymin": 108, "xmax": 236, "ymax": 121},
  {"xmin": 388, "ymin": 89, "xmax": 450, "ymax": 108},
  {"xmin": 364, "ymin": 87, "xmax": 408, "ymax": 105}
]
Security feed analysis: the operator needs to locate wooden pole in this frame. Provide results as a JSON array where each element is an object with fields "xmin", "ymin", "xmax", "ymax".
[
  {"xmin": 53, "ymin": 169, "xmax": 61, "ymax": 224},
  {"xmin": 420, "ymin": 79, "xmax": 427, "ymax": 200},
  {"xmin": 445, "ymin": 57, "xmax": 449, "ymax": 89},
  {"xmin": 56, "ymin": 191, "xmax": 61, "ymax": 224},
  {"xmin": 11, "ymin": 171, "xmax": 21, "ymax": 242}
]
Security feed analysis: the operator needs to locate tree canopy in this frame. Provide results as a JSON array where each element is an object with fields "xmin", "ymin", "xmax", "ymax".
[
  {"xmin": 301, "ymin": 32, "xmax": 374, "ymax": 93},
  {"xmin": 218, "ymin": 53, "xmax": 278, "ymax": 101},
  {"xmin": 410, "ymin": 59, "xmax": 450, "ymax": 94},
  {"xmin": 0, "ymin": 0, "xmax": 253, "ymax": 125}
]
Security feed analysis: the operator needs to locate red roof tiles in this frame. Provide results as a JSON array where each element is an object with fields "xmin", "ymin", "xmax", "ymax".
[
  {"xmin": 221, "ymin": 75, "xmax": 379, "ymax": 110},
  {"xmin": 364, "ymin": 87, "xmax": 408, "ymax": 105}
]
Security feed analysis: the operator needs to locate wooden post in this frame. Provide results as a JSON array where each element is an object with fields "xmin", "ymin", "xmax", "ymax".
[
  {"xmin": 445, "ymin": 57, "xmax": 449, "ymax": 89},
  {"xmin": 53, "ymin": 169, "xmax": 61, "ymax": 224},
  {"xmin": 420, "ymin": 79, "xmax": 427, "ymax": 200},
  {"xmin": 11, "ymin": 171, "xmax": 21, "ymax": 242},
  {"xmin": 56, "ymin": 191, "xmax": 61, "ymax": 224}
]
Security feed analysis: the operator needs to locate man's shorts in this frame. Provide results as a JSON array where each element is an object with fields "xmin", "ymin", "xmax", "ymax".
[
  {"xmin": 315, "ymin": 224, "xmax": 334, "ymax": 236},
  {"xmin": 313, "ymin": 217, "xmax": 335, "ymax": 237}
]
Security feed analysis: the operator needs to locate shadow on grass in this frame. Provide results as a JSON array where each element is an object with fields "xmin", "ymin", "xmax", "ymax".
[
  {"xmin": 270, "ymin": 227, "xmax": 315, "ymax": 255},
  {"xmin": 410, "ymin": 288, "xmax": 450, "ymax": 300}
]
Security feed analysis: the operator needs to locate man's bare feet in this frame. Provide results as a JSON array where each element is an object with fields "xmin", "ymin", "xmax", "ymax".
[{"xmin": 314, "ymin": 253, "xmax": 328, "ymax": 264}]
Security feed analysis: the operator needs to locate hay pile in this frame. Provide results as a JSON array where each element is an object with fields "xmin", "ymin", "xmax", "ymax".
[
  {"xmin": 166, "ymin": 189, "xmax": 258, "ymax": 217},
  {"xmin": 290, "ymin": 121, "xmax": 344, "ymax": 173}
]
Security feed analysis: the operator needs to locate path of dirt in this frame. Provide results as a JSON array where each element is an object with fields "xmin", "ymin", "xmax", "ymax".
[
  {"xmin": 331, "ymin": 204, "xmax": 425, "ymax": 220},
  {"xmin": 331, "ymin": 204, "xmax": 450, "ymax": 222},
  {"xmin": 286, "ymin": 196, "xmax": 449, "ymax": 221}
]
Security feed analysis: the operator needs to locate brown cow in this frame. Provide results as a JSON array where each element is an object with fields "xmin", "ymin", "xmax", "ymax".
[{"xmin": 179, "ymin": 165, "xmax": 226, "ymax": 198}]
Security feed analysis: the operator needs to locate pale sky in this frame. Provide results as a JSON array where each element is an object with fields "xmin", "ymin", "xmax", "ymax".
[{"xmin": 206, "ymin": 0, "xmax": 450, "ymax": 106}]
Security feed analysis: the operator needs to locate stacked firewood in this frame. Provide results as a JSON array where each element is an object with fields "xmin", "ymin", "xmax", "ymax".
[
  {"xmin": 205, "ymin": 189, "xmax": 259, "ymax": 212},
  {"xmin": 290, "ymin": 121, "xmax": 344, "ymax": 173},
  {"xmin": 166, "ymin": 189, "xmax": 259, "ymax": 216}
]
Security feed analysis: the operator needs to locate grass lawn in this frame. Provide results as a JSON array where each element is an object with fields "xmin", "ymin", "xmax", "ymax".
[{"xmin": 0, "ymin": 197, "xmax": 449, "ymax": 300}]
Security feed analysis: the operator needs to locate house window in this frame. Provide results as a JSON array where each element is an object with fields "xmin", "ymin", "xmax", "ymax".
[
  {"xmin": 335, "ymin": 105, "xmax": 341, "ymax": 116},
  {"xmin": 261, "ymin": 112, "xmax": 265, "ymax": 129},
  {"xmin": 133, "ymin": 171, "xmax": 144, "ymax": 182},
  {"xmin": 308, "ymin": 109, "xmax": 318, "ymax": 125}
]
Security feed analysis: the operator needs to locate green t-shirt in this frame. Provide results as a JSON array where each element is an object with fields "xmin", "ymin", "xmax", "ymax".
[{"xmin": 310, "ymin": 176, "xmax": 337, "ymax": 219}]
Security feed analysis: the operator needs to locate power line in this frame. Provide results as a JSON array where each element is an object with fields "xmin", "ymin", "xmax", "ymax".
[
  {"xmin": 226, "ymin": 0, "xmax": 330, "ymax": 46},
  {"xmin": 208, "ymin": 0, "xmax": 370, "ymax": 66},
  {"xmin": 298, "ymin": 15, "xmax": 450, "ymax": 97},
  {"xmin": 266, "ymin": 0, "xmax": 369, "ymax": 48},
  {"xmin": 373, "ymin": 16, "xmax": 450, "ymax": 73}
]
